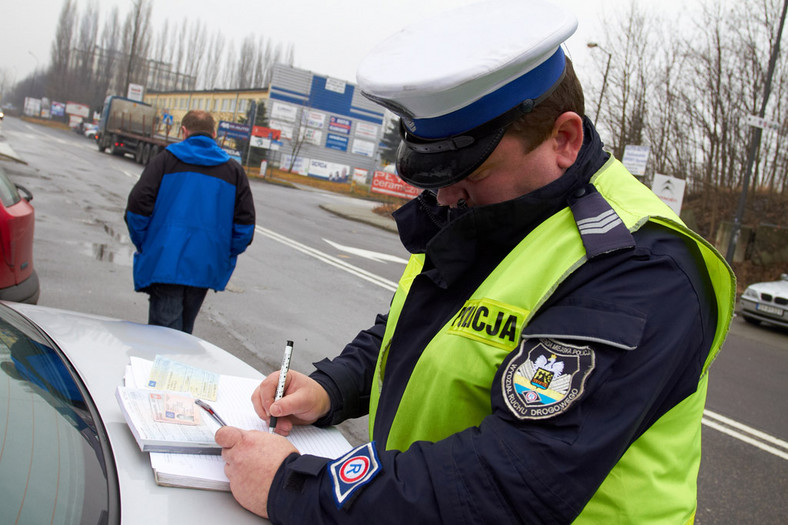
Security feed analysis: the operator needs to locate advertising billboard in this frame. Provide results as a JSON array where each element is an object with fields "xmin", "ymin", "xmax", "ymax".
[{"xmin": 371, "ymin": 171, "xmax": 420, "ymax": 199}]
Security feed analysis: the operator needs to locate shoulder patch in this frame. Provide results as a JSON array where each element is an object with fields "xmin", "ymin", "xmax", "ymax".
[
  {"xmin": 501, "ymin": 338, "xmax": 595, "ymax": 420},
  {"xmin": 328, "ymin": 442, "xmax": 382, "ymax": 509}
]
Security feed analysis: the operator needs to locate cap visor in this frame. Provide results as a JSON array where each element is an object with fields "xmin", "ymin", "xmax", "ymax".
[{"xmin": 396, "ymin": 127, "xmax": 506, "ymax": 189}]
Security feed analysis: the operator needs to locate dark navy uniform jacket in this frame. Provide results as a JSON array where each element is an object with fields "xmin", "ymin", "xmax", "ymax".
[{"xmin": 267, "ymin": 120, "xmax": 718, "ymax": 524}]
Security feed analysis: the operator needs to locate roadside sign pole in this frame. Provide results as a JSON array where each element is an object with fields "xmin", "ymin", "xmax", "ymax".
[
  {"xmin": 244, "ymin": 102, "xmax": 257, "ymax": 169},
  {"xmin": 725, "ymin": 0, "xmax": 787, "ymax": 264}
]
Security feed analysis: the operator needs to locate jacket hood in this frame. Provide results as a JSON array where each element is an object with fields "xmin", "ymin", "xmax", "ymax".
[{"xmin": 166, "ymin": 135, "xmax": 230, "ymax": 166}]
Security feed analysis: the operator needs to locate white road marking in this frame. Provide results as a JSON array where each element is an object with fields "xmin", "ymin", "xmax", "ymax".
[
  {"xmin": 255, "ymin": 226, "xmax": 398, "ymax": 292},
  {"xmin": 322, "ymin": 238, "xmax": 408, "ymax": 264},
  {"xmin": 703, "ymin": 409, "xmax": 788, "ymax": 460}
]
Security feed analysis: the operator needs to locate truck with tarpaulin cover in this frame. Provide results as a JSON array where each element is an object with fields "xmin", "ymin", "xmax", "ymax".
[{"xmin": 96, "ymin": 95, "xmax": 180, "ymax": 165}]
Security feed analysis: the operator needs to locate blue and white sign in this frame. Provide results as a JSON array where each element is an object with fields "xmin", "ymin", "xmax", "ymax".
[
  {"xmin": 218, "ymin": 121, "xmax": 251, "ymax": 140},
  {"xmin": 325, "ymin": 133, "xmax": 349, "ymax": 152},
  {"xmin": 329, "ymin": 116, "xmax": 352, "ymax": 134}
]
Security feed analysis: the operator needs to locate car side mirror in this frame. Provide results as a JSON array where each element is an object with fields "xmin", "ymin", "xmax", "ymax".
[{"xmin": 16, "ymin": 184, "xmax": 33, "ymax": 202}]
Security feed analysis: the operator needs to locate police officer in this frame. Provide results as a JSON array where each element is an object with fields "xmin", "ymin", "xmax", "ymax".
[{"xmin": 217, "ymin": 1, "xmax": 735, "ymax": 523}]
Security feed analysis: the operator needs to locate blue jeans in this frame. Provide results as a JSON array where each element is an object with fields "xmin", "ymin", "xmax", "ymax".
[{"xmin": 146, "ymin": 283, "xmax": 209, "ymax": 334}]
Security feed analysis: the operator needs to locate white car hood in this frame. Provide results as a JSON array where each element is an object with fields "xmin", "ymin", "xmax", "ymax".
[{"xmin": 7, "ymin": 302, "xmax": 267, "ymax": 525}]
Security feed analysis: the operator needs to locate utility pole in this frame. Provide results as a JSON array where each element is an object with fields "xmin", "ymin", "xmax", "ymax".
[
  {"xmin": 245, "ymin": 100, "xmax": 258, "ymax": 168},
  {"xmin": 27, "ymin": 51, "xmax": 40, "ymax": 97},
  {"xmin": 725, "ymin": 0, "xmax": 788, "ymax": 264}
]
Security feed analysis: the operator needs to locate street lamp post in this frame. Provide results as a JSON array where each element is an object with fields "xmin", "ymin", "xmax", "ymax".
[
  {"xmin": 587, "ymin": 42, "xmax": 612, "ymax": 127},
  {"xmin": 27, "ymin": 51, "xmax": 39, "ymax": 96}
]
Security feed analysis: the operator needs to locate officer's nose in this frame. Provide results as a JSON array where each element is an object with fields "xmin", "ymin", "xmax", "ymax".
[{"xmin": 436, "ymin": 184, "xmax": 470, "ymax": 208}]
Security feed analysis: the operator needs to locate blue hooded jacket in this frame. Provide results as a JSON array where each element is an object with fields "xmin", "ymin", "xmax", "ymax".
[{"xmin": 125, "ymin": 134, "xmax": 255, "ymax": 291}]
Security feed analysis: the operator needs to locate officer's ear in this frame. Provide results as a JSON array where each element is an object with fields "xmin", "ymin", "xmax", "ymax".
[{"xmin": 551, "ymin": 112, "xmax": 584, "ymax": 170}]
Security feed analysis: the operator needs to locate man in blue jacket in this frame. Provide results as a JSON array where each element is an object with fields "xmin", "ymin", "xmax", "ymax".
[{"xmin": 125, "ymin": 110, "xmax": 255, "ymax": 333}]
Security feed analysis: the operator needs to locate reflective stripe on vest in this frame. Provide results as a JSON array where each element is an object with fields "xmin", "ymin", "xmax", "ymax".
[{"xmin": 369, "ymin": 157, "xmax": 735, "ymax": 522}]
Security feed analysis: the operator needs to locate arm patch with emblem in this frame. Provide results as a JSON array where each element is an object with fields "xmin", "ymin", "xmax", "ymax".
[
  {"xmin": 501, "ymin": 338, "xmax": 595, "ymax": 420},
  {"xmin": 328, "ymin": 442, "xmax": 382, "ymax": 509}
]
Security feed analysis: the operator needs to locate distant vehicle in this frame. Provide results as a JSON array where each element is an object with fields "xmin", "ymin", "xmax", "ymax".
[
  {"xmin": 83, "ymin": 122, "xmax": 99, "ymax": 139},
  {"xmin": 1, "ymin": 102, "xmax": 18, "ymax": 117},
  {"xmin": 0, "ymin": 300, "xmax": 264, "ymax": 524},
  {"xmin": 740, "ymin": 273, "xmax": 788, "ymax": 329},
  {"xmin": 96, "ymin": 95, "xmax": 180, "ymax": 165},
  {"xmin": 0, "ymin": 164, "xmax": 38, "ymax": 304}
]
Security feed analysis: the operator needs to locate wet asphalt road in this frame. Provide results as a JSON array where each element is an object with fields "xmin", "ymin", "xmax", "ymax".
[{"xmin": 1, "ymin": 116, "xmax": 786, "ymax": 523}]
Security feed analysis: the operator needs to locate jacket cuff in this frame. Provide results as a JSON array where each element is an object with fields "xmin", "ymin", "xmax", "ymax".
[
  {"xmin": 268, "ymin": 453, "xmax": 330, "ymax": 524},
  {"xmin": 309, "ymin": 362, "xmax": 343, "ymax": 426}
]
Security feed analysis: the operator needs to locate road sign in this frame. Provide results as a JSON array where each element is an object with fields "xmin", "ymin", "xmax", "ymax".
[
  {"xmin": 651, "ymin": 173, "xmax": 686, "ymax": 215},
  {"xmin": 622, "ymin": 145, "xmax": 650, "ymax": 176},
  {"xmin": 127, "ymin": 83, "xmax": 144, "ymax": 102},
  {"xmin": 745, "ymin": 114, "xmax": 782, "ymax": 132}
]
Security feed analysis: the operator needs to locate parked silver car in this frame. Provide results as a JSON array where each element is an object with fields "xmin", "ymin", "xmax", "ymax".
[
  {"xmin": 740, "ymin": 273, "xmax": 788, "ymax": 329},
  {"xmin": 0, "ymin": 301, "xmax": 267, "ymax": 524}
]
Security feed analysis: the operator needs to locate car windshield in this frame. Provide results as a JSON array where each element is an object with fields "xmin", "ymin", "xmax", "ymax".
[{"xmin": 0, "ymin": 305, "xmax": 118, "ymax": 524}]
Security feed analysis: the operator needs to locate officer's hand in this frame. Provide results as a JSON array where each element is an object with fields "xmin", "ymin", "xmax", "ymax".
[
  {"xmin": 217, "ymin": 426, "xmax": 297, "ymax": 518},
  {"xmin": 251, "ymin": 370, "xmax": 331, "ymax": 435}
]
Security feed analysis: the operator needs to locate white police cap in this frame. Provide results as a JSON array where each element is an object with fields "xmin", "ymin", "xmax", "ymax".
[{"xmin": 357, "ymin": 0, "xmax": 578, "ymax": 189}]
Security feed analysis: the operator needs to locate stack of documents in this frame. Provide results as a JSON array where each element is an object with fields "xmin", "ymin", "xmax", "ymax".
[{"xmin": 116, "ymin": 356, "xmax": 352, "ymax": 491}]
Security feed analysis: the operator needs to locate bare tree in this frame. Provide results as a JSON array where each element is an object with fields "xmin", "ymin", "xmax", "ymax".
[
  {"xmin": 252, "ymin": 36, "xmax": 268, "ymax": 88},
  {"xmin": 286, "ymin": 108, "xmax": 311, "ymax": 173},
  {"xmin": 220, "ymin": 41, "xmax": 238, "ymax": 89},
  {"xmin": 734, "ymin": 0, "xmax": 788, "ymax": 193},
  {"xmin": 182, "ymin": 19, "xmax": 208, "ymax": 91},
  {"xmin": 148, "ymin": 19, "xmax": 171, "ymax": 90},
  {"xmin": 645, "ymin": 34, "xmax": 692, "ymax": 180},
  {"xmin": 594, "ymin": 1, "xmax": 653, "ymax": 161},
  {"xmin": 74, "ymin": 2, "xmax": 101, "ymax": 108},
  {"xmin": 0, "ymin": 67, "xmax": 16, "ymax": 100},
  {"xmin": 49, "ymin": 0, "xmax": 77, "ymax": 101},
  {"xmin": 236, "ymin": 35, "xmax": 257, "ymax": 89},
  {"xmin": 98, "ymin": 6, "xmax": 122, "ymax": 98},
  {"xmin": 202, "ymin": 29, "xmax": 227, "ymax": 90},
  {"xmin": 122, "ymin": 0, "xmax": 152, "ymax": 91}
]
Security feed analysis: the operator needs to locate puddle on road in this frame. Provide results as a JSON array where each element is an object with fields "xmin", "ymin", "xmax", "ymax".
[
  {"xmin": 84, "ymin": 243, "xmax": 136, "ymax": 266},
  {"xmin": 102, "ymin": 222, "xmax": 131, "ymax": 243}
]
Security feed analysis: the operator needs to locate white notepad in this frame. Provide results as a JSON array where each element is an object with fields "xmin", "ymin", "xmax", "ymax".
[{"xmin": 117, "ymin": 357, "xmax": 353, "ymax": 490}]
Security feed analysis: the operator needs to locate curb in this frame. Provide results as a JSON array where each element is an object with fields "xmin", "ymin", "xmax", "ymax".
[
  {"xmin": 0, "ymin": 141, "xmax": 26, "ymax": 165},
  {"xmin": 319, "ymin": 204, "xmax": 398, "ymax": 233}
]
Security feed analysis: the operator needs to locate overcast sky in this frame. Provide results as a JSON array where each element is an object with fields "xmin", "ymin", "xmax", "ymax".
[{"xmin": 1, "ymin": 0, "xmax": 670, "ymax": 89}]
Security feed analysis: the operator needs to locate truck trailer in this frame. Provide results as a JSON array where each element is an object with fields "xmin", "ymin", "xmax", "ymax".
[{"xmin": 96, "ymin": 95, "xmax": 180, "ymax": 165}]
